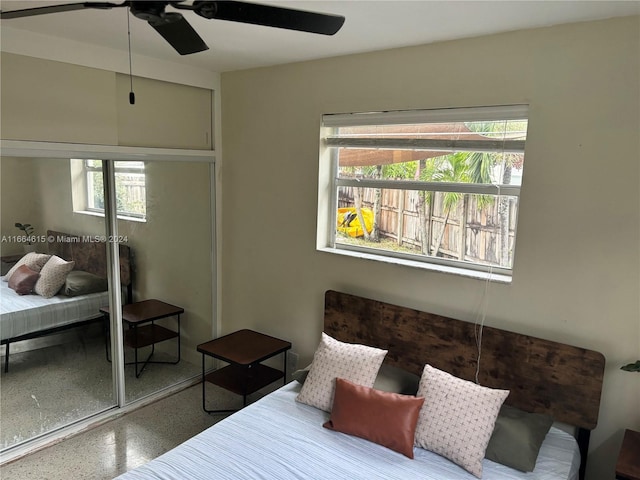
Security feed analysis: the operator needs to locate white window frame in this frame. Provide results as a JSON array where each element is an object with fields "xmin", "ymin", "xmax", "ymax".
[
  {"xmin": 317, "ymin": 105, "xmax": 529, "ymax": 282},
  {"xmin": 81, "ymin": 159, "xmax": 147, "ymax": 222}
]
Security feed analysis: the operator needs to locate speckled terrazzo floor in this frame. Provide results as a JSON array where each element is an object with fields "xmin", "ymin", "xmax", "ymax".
[
  {"xmin": 1, "ymin": 329, "xmax": 283, "ymax": 480},
  {"xmin": 0, "ymin": 384, "xmax": 239, "ymax": 479},
  {"xmin": 1, "ymin": 324, "xmax": 200, "ymax": 450}
]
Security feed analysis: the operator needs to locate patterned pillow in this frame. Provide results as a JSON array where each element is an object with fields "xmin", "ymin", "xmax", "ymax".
[
  {"xmin": 34, "ymin": 255, "xmax": 75, "ymax": 298},
  {"xmin": 296, "ymin": 333, "xmax": 387, "ymax": 412},
  {"xmin": 3, "ymin": 252, "xmax": 51, "ymax": 282},
  {"xmin": 414, "ymin": 365, "xmax": 509, "ymax": 478}
]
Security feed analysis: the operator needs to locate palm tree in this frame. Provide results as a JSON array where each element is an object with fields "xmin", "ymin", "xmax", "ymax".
[
  {"xmin": 465, "ymin": 121, "xmax": 525, "ymax": 266},
  {"xmin": 429, "ymin": 153, "xmax": 471, "ymax": 258}
]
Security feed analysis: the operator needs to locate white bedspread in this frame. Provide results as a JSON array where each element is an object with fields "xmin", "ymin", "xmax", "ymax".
[
  {"xmin": 117, "ymin": 382, "xmax": 580, "ymax": 480},
  {"xmin": 0, "ymin": 280, "xmax": 108, "ymax": 341}
]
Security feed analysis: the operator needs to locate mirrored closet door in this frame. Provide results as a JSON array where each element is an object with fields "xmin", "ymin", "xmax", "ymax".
[
  {"xmin": 0, "ymin": 156, "xmax": 116, "ymax": 449},
  {"xmin": 0, "ymin": 152, "xmax": 215, "ymax": 453}
]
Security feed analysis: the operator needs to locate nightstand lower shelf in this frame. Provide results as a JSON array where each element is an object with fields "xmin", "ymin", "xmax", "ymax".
[
  {"xmin": 204, "ymin": 363, "xmax": 284, "ymax": 397},
  {"xmin": 124, "ymin": 324, "xmax": 178, "ymax": 349}
]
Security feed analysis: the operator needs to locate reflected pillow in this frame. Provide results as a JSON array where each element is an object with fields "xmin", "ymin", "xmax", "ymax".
[
  {"xmin": 323, "ymin": 378, "xmax": 424, "ymax": 458},
  {"xmin": 34, "ymin": 255, "xmax": 75, "ymax": 298},
  {"xmin": 296, "ymin": 333, "xmax": 387, "ymax": 412},
  {"xmin": 8, "ymin": 264, "xmax": 40, "ymax": 295},
  {"xmin": 63, "ymin": 270, "xmax": 108, "ymax": 297},
  {"xmin": 4, "ymin": 252, "xmax": 51, "ymax": 282},
  {"xmin": 485, "ymin": 405, "xmax": 554, "ymax": 472}
]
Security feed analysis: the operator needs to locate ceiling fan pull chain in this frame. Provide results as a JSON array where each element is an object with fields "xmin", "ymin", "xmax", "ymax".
[{"xmin": 127, "ymin": 7, "xmax": 135, "ymax": 105}]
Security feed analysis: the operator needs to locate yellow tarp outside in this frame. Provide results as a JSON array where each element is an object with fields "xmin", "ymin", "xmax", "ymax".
[{"xmin": 337, "ymin": 207, "xmax": 373, "ymax": 238}]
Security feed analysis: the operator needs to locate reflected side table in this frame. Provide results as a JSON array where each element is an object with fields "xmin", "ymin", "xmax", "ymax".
[{"xmin": 101, "ymin": 299, "xmax": 184, "ymax": 378}]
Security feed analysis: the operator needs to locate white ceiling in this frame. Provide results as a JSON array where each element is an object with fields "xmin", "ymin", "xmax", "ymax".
[{"xmin": 1, "ymin": 0, "xmax": 639, "ymax": 73}]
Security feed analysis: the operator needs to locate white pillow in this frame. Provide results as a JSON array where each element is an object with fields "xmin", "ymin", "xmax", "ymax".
[
  {"xmin": 3, "ymin": 252, "xmax": 51, "ymax": 282},
  {"xmin": 414, "ymin": 365, "xmax": 509, "ymax": 478},
  {"xmin": 34, "ymin": 255, "xmax": 75, "ymax": 298},
  {"xmin": 296, "ymin": 332, "xmax": 387, "ymax": 412}
]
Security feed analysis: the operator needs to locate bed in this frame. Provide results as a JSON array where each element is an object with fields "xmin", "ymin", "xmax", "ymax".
[
  {"xmin": 116, "ymin": 290, "xmax": 605, "ymax": 480},
  {"xmin": 1, "ymin": 230, "xmax": 132, "ymax": 372}
]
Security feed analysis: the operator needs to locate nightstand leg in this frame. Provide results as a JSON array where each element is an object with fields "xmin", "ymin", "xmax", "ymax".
[
  {"xmin": 283, "ymin": 351, "xmax": 287, "ymax": 386},
  {"xmin": 134, "ymin": 324, "xmax": 139, "ymax": 376},
  {"xmin": 4, "ymin": 341, "xmax": 9, "ymax": 373},
  {"xmin": 103, "ymin": 313, "xmax": 110, "ymax": 362},
  {"xmin": 202, "ymin": 353, "xmax": 207, "ymax": 412},
  {"xmin": 201, "ymin": 354, "xmax": 238, "ymax": 415}
]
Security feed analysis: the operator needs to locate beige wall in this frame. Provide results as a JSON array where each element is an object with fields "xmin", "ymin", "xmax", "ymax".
[
  {"xmin": 220, "ymin": 16, "xmax": 639, "ymax": 479},
  {"xmin": 0, "ymin": 157, "xmax": 43, "ymax": 256},
  {"xmin": 0, "ymin": 53, "xmax": 213, "ymax": 149},
  {"xmin": 0, "ymin": 54, "xmax": 118, "ymax": 145}
]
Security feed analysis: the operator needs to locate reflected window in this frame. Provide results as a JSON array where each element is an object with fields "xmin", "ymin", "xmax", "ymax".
[{"xmin": 71, "ymin": 159, "xmax": 146, "ymax": 221}]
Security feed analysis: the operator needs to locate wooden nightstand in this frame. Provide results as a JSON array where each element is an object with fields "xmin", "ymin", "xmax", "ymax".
[
  {"xmin": 198, "ymin": 329, "xmax": 291, "ymax": 414},
  {"xmin": 616, "ymin": 429, "xmax": 640, "ymax": 480}
]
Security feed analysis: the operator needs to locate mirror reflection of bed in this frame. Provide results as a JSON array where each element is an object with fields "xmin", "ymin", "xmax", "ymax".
[
  {"xmin": 2, "ymin": 231, "xmax": 132, "ymax": 372},
  {"xmin": 0, "ymin": 231, "xmax": 197, "ymax": 450}
]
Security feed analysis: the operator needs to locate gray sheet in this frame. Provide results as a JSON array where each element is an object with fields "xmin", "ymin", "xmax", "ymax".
[{"xmin": 0, "ymin": 280, "xmax": 107, "ymax": 341}]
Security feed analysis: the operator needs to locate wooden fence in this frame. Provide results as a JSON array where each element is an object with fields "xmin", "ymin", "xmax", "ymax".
[
  {"xmin": 338, "ymin": 186, "xmax": 517, "ymax": 267},
  {"xmin": 116, "ymin": 174, "xmax": 146, "ymax": 215}
]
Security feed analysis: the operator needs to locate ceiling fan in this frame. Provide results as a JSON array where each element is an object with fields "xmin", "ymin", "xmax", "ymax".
[{"xmin": 0, "ymin": 1, "xmax": 346, "ymax": 55}]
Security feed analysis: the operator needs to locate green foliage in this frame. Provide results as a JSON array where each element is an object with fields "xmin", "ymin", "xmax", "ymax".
[
  {"xmin": 15, "ymin": 223, "xmax": 34, "ymax": 236},
  {"xmin": 90, "ymin": 173, "xmax": 145, "ymax": 217},
  {"xmin": 382, "ymin": 162, "xmax": 418, "ymax": 179},
  {"xmin": 15, "ymin": 222, "xmax": 35, "ymax": 245},
  {"xmin": 621, "ymin": 360, "xmax": 640, "ymax": 372}
]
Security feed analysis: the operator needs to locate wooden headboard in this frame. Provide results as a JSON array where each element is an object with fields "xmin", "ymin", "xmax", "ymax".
[
  {"xmin": 324, "ymin": 290, "xmax": 605, "ymax": 479},
  {"xmin": 46, "ymin": 230, "xmax": 133, "ymax": 301}
]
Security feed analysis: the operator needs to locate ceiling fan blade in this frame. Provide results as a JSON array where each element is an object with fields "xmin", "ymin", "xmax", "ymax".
[
  {"xmin": 192, "ymin": 1, "xmax": 345, "ymax": 36},
  {"xmin": 149, "ymin": 14, "xmax": 209, "ymax": 55},
  {"xmin": 0, "ymin": 2, "xmax": 126, "ymax": 20}
]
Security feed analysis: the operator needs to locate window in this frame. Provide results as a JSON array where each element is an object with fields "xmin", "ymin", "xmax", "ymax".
[
  {"xmin": 318, "ymin": 105, "xmax": 528, "ymax": 280},
  {"xmin": 72, "ymin": 159, "xmax": 146, "ymax": 221}
]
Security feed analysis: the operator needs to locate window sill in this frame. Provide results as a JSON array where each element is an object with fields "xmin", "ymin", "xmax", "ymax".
[
  {"xmin": 74, "ymin": 210, "xmax": 146, "ymax": 223},
  {"xmin": 317, "ymin": 247, "xmax": 512, "ymax": 284}
]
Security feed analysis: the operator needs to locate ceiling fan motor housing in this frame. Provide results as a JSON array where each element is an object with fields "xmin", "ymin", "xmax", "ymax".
[
  {"xmin": 192, "ymin": 2, "xmax": 218, "ymax": 19},
  {"xmin": 130, "ymin": 2, "xmax": 180, "ymax": 25}
]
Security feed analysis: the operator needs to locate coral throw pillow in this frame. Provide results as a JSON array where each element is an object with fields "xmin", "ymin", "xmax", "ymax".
[
  {"xmin": 8, "ymin": 264, "xmax": 40, "ymax": 295},
  {"xmin": 324, "ymin": 378, "xmax": 424, "ymax": 458}
]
